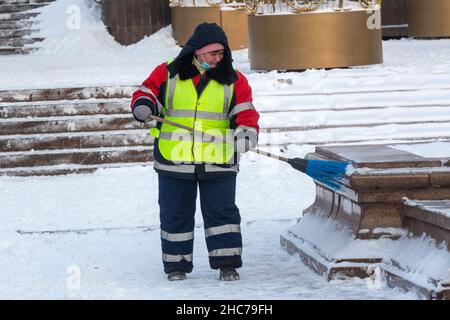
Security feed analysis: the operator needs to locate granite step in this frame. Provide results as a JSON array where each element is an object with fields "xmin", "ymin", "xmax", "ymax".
[
  {"xmin": 0, "ymin": 11, "xmax": 39, "ymax": 20},
  {"xmin": 0, "ymin": 3, "xmax": 49, "ymax": 13},
  {"xmin": 0, "ymin": 114, "xmax": 147, "ymax": 135},
  {"xmin": 0, "ymin": 86, "xmax": 135, "ymax": 103},
  {"xmin": 0, "ymin": 45, "xmax": 37, "ymax": 54},
  {"xmin": 0, "ymin": 36, "xmax": 43, "ymax": 46},
  {"xmin": 0, "ymin": 146, "xmax": 153, "ymax": 169},
  {"xmin": 0, "ymin": 0, "xmax": 55, "ymax": 4},
  {"xmin": 0, "ymin": 130, "xmax": 153, "ymax": 152},
  {"xmin": 0, "ymin": 28, "xmax": 37, "ymax": 37},
  {"xmin": 0, "ymin": 19, "xmax": 37, "ymax": 29},
  {"xmin": 0, "ymin": 99, "xmax": 130, "ymax": 118}
]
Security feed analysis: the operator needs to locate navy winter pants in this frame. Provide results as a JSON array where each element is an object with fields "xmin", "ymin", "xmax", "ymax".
[{"xmin": 158, "ymin": 174, "xmax": 242, "ymax": 274}]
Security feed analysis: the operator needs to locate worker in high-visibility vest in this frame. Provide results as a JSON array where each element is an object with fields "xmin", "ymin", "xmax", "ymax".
[{"xmin": 131, "ymin": 23, "xmax": 260, "ymax": 281}]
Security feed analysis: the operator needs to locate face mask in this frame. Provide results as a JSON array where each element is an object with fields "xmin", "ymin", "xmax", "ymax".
[
  {"xmin": 200, "ymin": 61, "xmax": 213, "ymax": 70},
  {"xmin": 197, "ymin": 54, "xmax": 215, "ymax": 71}
]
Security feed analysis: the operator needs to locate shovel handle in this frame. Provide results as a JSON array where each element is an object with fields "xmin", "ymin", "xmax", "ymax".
[
  {"xmin": 149, "ymin": 115, "xmax": 195, "ymax": 132},
  {"xmin": 250, "ymin": 148, "xmax": 290, "ymax": 163},
  {"xmin": 148, "ymin": 115, "xmax": 290, "ymax": 163}
]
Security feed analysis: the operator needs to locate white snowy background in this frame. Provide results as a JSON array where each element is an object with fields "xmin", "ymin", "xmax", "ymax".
[{"xmin": 1, "ymin": 0, "xmax": 449, "ymax": 299}]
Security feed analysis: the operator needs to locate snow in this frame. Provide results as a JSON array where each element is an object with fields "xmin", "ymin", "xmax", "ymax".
[
  {"xmin": 1, "ymin": 0, "xmax": 449, "ymax": 300},
  {"xmin": 403, "ymin": 198, "xmax": 450, "ymax": 218},
  {"xmin": 285, "ymin": 213, "xmax": 450, "ymax": 292},
  {"xmin": 352, "ymin": 165, "xmax": 450, "ymax": 176},
  {"xmin": 0, "ymin": 161, "xmax": 418, "ymax": 299},
  {"xmin": 0, "ymin": 0, "xmax": 178, "ymax": 90},
  {"xmin": 382, "ymin": 235, "xmax": 450, "ymax": 290},
  {"xmin": 390, "ymin": 142, "xmax": 450, "ymax": 158}
]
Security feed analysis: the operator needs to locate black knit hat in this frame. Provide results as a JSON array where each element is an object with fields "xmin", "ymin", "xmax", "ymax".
[{"xmin": 167, "ymin": 22, "xmax": 238, "ymax": 85}]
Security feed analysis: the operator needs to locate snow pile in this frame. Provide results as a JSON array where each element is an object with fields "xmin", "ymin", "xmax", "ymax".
[
  {"xmin": 403, "ymin": 198, "xmax": 450, "ymax": 219},
  {"xmin": 286, "ymin": 212, "xmax": 355, "ymax": 263},
  {"xmin": 382, "ymin": 234, "xmax": 450, "ymax": 290},
  {"xmin": 284, "ymin": 211, "xmax": 450, "ymax": 295},
  {"xmin": 33, "ymin": 0, "xmax": 120, "ymax": 54},
  {"xmin": 0, "ymin": 0, "xmax": 180, "ymax": 90}
]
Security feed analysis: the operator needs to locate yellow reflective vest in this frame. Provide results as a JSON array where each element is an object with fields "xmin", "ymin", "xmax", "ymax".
[{"xmin": 150, "ymin": 73, "xmax": 235, "ymax": 165}]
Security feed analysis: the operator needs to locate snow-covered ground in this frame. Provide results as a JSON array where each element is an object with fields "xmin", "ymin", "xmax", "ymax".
[
  {"xmin": 1, "ymin": 0, "xmax": 449, "ymax": 299},
  {"xmin": 0, "ymin": 160, "xmax": 419, "ymax": 300}
]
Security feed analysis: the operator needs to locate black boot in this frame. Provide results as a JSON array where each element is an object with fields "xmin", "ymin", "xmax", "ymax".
[
  {"xmin": 167, "ymin": 271, "xmax": 187, "ymax": 281},
  {"xmin": 219, "ymin": 267, "xmax": 240, "ymax": 281}
]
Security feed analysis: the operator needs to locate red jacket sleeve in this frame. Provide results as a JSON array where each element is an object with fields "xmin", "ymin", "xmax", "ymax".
[
  {"xmin": 231, "ymin": 71, "xmax": 260, "ymax": 133},
  {"xmin": 130, "ymin": 62, "xmax": 168, "ymax": 111}
]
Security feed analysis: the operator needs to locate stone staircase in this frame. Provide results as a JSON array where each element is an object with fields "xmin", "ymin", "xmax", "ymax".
[
  {"xmin": 0, "ymin": 86, "xmax": 154, "ymax": 176},
  {"xmin": 3, "ymin": 82, "xmax": 450, "ymax": 177},
  {"xmin": 0, "ymin": 0, "xmax": 55, "ymax": 55}
]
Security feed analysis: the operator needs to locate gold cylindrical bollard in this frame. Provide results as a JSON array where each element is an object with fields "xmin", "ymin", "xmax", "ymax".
[
  {"xmin": 248, "ymin": 10, "xmax": 383, "ymax": 70},
  {"xmin": 171, "ymin": 6, "xmax": 248, "ymax": 49},
  {"xmin": 408, "ymin": 0, "xmax": 450, "ymax": 38}
]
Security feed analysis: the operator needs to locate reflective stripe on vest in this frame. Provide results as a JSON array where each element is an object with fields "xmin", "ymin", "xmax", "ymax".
[
  {"xmin": 228, "ymin": 102, "xmax": 256, "ymax": 118},
  {"xmin": 154, "ymin": 71, "xmax": 235, "ymax": 164}
]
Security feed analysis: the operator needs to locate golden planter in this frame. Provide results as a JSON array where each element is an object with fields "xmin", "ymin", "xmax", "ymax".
[
  {"xmin": 408, "ymin": 0, "xmax": 450, "ymax": 38},
  {"xmin": 171, "ymin": 6, "xmax": 248, "ymax": 50},
  {"xmin": 248, "ymin": 10, "xmax": 383, "ymax": 70}
]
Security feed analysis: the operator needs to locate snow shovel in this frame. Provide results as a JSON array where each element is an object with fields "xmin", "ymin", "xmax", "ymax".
[{"xmin": 147, "ymin": 115, "xmax": 349, "ymax": 190}]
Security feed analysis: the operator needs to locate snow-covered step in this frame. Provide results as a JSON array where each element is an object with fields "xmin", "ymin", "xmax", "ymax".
[
  {"xmin": 0, "ymin": 36, "xmax": 43, "ymax": 46},
  {"xmin": 5, "ymin": 112, "xmax": 450, "ymax": 136},
  {"xmin": 258, "ymin": 103, "xmax": 450, "ymax": 115},
  {"xmin": 259, "ymin": 106, "xmax": 450, "ymax": 129},
  {"xmin": 262, "ymin": 119, "xmax": 450, "ymax": 133},
  {"xmin": 258, "ymin": 122, "xmax": 450, "ymax": 146},
  {"xmin": 0, "ymin": 161, "xmax": 151, "ymax": 177},
  {"xmin": 254, "ymin": 88, "xmax": 450, "ymax": 113},
  {"xmin": 250, "ymin": 73, "xmax": 450, "ymax": 96},
  {"xmin": 0, "ymin": 19, "xmax": 37, "ymax": 29},
  {"xmin": 0, "ymin": 130, "xmax": 152, "ymax": 152},
  {"xmin": 0, "ymin": 0, "xmax": 55, "ymax": 4},
  {"xmin": 0, "ymin": 99, "xmax": 131, "ymax": 118},
  {"xmin": 0, "ymin": 114, "xmax": 145, "ymax": 135},
  {"xmin": 0, "ymin": 3, "xmax": 49, "ymax": 13},
  {"xmin": 0, "ymin": 1, "xmax": 54, "ymax": 55},
  {"xmin": 3, "ymin": 119, "xmax": 449, "ymax": 152},
  {"xmin": 0, "ymin": 45, "xmax": 36, "ymax": 54},
  {"xmin": 0, "ymin": 86, "xmax": 135, "ymax": 103},
  {"xmin": 0, "ymin": 11, "xmax": 39, "ymax": 20},
  {"xmin": 0, "ymin": 146, "xmax": 153, "ymax": 169},
  {"xmin": 0, "ymin": 27, "xmax": 36, "ymax": 37}
]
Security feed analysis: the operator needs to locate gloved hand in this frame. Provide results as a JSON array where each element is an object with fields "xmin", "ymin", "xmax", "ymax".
[
  {"xmin": 234, "ymin": 127, "xmax": 258, "ymax": 154},
  {"xmin": 132, "ymin": 103, "xmax": 157, "ymax": 123}
]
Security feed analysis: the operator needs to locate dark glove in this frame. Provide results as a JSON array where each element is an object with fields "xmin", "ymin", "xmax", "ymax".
[
  {"xmin": 234, "ymin": 127, "xmax": 258, "ymax": 154},
  {"xmin": 132, "ymin": 102, "xmax": 157, "ymax": 123}
]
